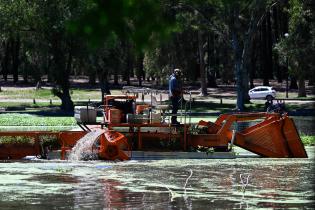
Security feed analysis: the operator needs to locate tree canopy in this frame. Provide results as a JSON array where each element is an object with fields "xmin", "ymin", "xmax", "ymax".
[{"xmin": 0, "ymin": 0, "xmax": 314, "ymax": 111}]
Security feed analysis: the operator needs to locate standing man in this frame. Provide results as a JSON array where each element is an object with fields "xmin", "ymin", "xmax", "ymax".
[{"xmin": 169, "ymin": 68, "xmax": 183, "ymax": 125}]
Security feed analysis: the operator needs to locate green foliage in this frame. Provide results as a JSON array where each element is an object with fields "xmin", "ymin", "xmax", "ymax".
[
  {"xmin": 0, "ymin": 136, "xmax": 34, "ymax": 144},
  {"xmin": 68, "ymin": 0, "xmax": 175, "ymax": 51},
  {"xmin": 301, "ymin": 135, "xmax": 315, "ymax": 146},
  {"xmin": 0, "ymin": 0, "xmax": 37, "ymax": 36},
  {"xmin": 143, "ymin": 47, "xmax": 170, "ymax": 84},
  {"xmin": 40, "ymin": 135, "xmax": 60, "ymax": 148},
  {"xmin": 0, "ymin": 135, "xmax": 60, "ymax": 148},
  {"xmin": 274, "ymin": 0, "xmax": 314, "ymax": 80}
]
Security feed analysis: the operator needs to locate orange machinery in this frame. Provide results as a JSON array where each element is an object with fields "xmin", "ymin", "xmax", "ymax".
[
  {"xmin": 188, "ymin": 112, "xmax": 307, "ymax": 158},
  {"xmin": 104, "ymin": 95, "xmax": 137, "ymax": 123},
  {"xmin": 0, "ymin": 129, "xmax": 130, "ymax": 160},
  {"xmin": 0, "ymin": 95, "xmax": 308, "ymax": 160},
  {"xmin": 103, "ymin": 95, "xmax": 307, "ymax": 158}
]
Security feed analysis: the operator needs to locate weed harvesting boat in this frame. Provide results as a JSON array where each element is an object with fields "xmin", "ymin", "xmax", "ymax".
[{"xmin": 0, "ymin": 94, "xmax": 307, "ymax": 160}]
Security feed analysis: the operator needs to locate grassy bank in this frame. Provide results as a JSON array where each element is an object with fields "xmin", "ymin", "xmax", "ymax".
[
  {"xmin": 0, "ymin": 113, "xmax": 76, "ymax": 126},
  {"xmin": 0, "ymin": 88, "xmax": 122, "ymax": 100},
  {"xmin": 0, "ymin": 102, "xmax": 61, "ymax": 108}
]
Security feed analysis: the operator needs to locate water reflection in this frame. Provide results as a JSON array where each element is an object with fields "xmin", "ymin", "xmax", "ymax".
[
  {"xmin": 0, "ymin": 149, "xmax": 314, "ymax": 209},
  {"xmin": 291, "ymin": 116, "xmax": 315, "ymax": 135}
]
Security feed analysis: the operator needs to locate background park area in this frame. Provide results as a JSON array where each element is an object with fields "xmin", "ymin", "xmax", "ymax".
[
  {"xmin": 0, "ymin": 1, "xmax": 315, "ymax": 209},
  {"xmin": 0, "ymin": 75, "xmax": 314, "ymax": 146},
  {"xmin": 1, "ymin": 1, "xmax": 314, "ymax": 129}
]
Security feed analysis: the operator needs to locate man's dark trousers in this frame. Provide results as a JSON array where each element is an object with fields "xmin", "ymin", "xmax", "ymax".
[{"xmin": 171, "ymin": 96, "xmax": 180, "ymax": 124}]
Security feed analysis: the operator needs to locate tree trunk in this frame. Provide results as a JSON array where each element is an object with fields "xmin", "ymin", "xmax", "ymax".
[
  {"xmin": 241, "ymin": 53, "xmax": 250, "ymax": 104},
  {"xmin": 198, "ymin": 30, "xmax": 208, "ymax": 96},
  {"xmin": 22, "ymin": 54, "xmax": 28, "ymax": 83},
  {"xmin": 125, "ymin": 42, "xmax": 133, "ymax": 86},
  {"xmin": 207, "ymin": 33, "xmax": 217, "ymax": 88},
  {"xmin": 278, "ymin": 0, "xmax": 289, "ymax": 84},
  {"xmin": 261, "ymin": 18, "xmax": 269, "ymax": 86},
  {"xmin": 234, "ymin": 44, "xmax": 244, "ymax": 111},
  {"xmin": 47, "ymin": 55, "xmax": 53, "ymax": 83},
  {"xmin": 249, "ymin": 38, "xmax": 257, "ymax": 89},
  {"xmin": 51, "ymin": 35, "xmax": 74, "ymax": 112},
  {"xmin": 230, "ymin": 6, "xmax": 245, "ymax": 111},
  {"xmin": 99, "ymin": 70, "xmax": 111, "ymax": 104},
  {"xmin": 290, "ymin": 76, "xmax": 298, "ymax": 89},
  {"xmin": 273, "ymin": 5, "xmax": 282, "ymax": 83},
  {"xmin": 97, "ymin": 56, "xmax": 111, "ymax": 103},
  {"xmin": 12, "ymin": 36, "xmax": 20, "ymax": 83},
  {"xmin": 236, "ymin": 48, "xmax": 250, "ymax": 108},
  {"xmin": 2, "ymin": 40, "xmax": 10, "ymax": 81},
  {"xmin": 53, "ymin": 84, "xmax": 74, "ymax": 112},
  {"xmin": 88, "ymin": 69, "xmax": 96, "ymax": 85},
  {"xmin": 266, "ymin": 11, "xmax": 273, "ymax": 82},
  {"xmin": 136, "ymin": 52, "xmax": 144, "ymax": 86},
  {"xmin": 58, "ymin": 89, "xmax": 74, "ymax": 112},
  {"xmin": 232, "ymin": 4, "xmax": 258, "ymax": 110},
  {"xmin": 114, "ymin": 74, "xmax": 119, "ymax": 86},
  {"xmin": 61, "ymin": 47, "xmax": 74, "ymax": 112},
  {"xmin": 298, "ymin": 77, "xmax": 306, "ymax": 97},
  {"xmin": 274, "ymin": 53, "xmax": 282, "ymax": 83}
]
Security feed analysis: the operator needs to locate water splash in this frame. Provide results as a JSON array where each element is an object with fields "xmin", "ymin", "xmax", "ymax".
[{"xmin": 68, "ymin": 129, "xmax": 105, "ymax": 161}]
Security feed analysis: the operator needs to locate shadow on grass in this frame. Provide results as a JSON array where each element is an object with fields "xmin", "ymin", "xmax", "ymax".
[
  {"xmin": 190, "ymin": 101, "xmax": 235, "ymax": 112},
  {"xmin": 189, "ymin": 101, "xmax": 266, "ymax": 113}
]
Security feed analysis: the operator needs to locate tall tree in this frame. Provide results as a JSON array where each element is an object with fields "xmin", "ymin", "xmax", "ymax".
[
  {"xmin": 0, "ymin": 0, "xmax": 36, "ymax": 83},
  {"xmin": 224, "ymin": 0, "xmax": 266, "ymax": 110},
  {"xmin": 177, "ymin": 0, "xmax": 267, "ymax": 110},
  {"xmin": 198, "ymin": 30, "xmax": 208, "ymax": 96},
  {"xmin": 36, "ymin": 0, "xmax": 87, "ymax": 112},
  {"xmin": 275, "ymin": 0, "xmax": 314, "ymax": 97},
  {"xmin": 261, "ymin": 10, "xmax": 273, "ymax": 86},
  {"xmin": 207, "ymin": 33, "xmax": 218, "ymax": 88}
]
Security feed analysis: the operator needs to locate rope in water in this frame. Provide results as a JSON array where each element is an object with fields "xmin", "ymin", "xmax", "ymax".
[
  {"xmin": 240, "ymin": 173, "xmax": 251, "ymax": 193},
  {"xmin": 184, "ymin": 169, "xmax": 193, "ymax": 195}
]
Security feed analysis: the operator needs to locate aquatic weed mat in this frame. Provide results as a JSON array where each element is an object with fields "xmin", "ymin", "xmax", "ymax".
[{"xmin": 0, "ymin": 154, "xmax": 314, "ymax": 209}]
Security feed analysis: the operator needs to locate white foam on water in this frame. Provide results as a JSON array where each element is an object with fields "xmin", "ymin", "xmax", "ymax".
[{"xmin": 68, "ymin": 129, "xmax": 105, "ymax": 161}]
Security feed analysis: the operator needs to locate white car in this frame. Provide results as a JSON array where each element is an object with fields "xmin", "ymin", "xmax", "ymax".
[{"xmin": 248, "ymin": 86, "xmax": 276, "ymax": 100}]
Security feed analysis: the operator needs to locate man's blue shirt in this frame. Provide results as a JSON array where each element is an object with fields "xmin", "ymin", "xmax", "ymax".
[{"xmin": 169, "ymin": 74, "xmax": 181, "ymax": 97}]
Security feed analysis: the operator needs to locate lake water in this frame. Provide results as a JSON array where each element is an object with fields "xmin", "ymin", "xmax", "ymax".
[
  {"xmin": 0, "ymin": 147, "xmax": 314, "ymax": 209},
  {"xmin": 291, "ymin": 116, "xmax": 315, "ymax": 135}
]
